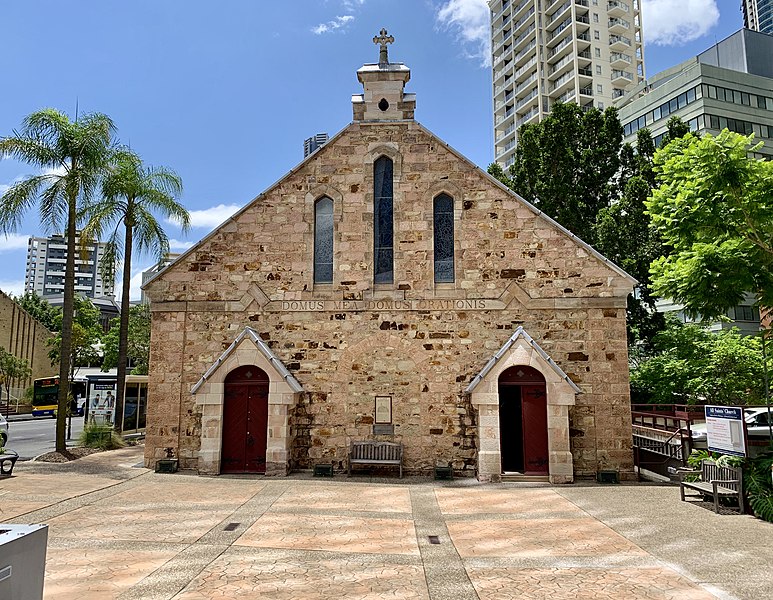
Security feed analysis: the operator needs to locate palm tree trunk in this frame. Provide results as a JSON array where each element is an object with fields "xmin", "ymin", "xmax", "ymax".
[
  {"xmin": 56, "ymin": 189, "xmax": 78, "ymax": 453},
  {"xmin": 114, "ymin": 222, "xmax": 132, "ymax": 433}
]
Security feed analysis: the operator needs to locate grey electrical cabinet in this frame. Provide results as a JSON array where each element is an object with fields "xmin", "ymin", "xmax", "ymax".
[{"xmin": 0, "ymin": 524, "xmax": 48, "ymax": 600}]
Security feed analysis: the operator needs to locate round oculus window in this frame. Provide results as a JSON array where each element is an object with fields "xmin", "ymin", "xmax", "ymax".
[{"xmin": 378, "ymin": 98, "xmax": 389, "ymax": 111}]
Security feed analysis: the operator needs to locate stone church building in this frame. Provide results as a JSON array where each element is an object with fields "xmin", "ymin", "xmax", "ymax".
[{"xmin": 143, "ymin": 35, "xmax": 636, "ymax": 483}]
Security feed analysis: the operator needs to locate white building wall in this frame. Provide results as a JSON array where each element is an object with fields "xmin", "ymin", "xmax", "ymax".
[
  {"xmin": 490, "ymin": 0, "xmax": 645, "ymax": 167},
  {"xmin": 25, "ymin": 234, "xmax": 114, "ymax": 299}
]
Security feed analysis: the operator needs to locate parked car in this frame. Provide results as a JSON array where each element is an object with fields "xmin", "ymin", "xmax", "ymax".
[
  {"xmin": 0, "ymin": 414, "xmax": 8, "ymax": 447},
  {"xmin": 690, "ymin": 407, "xmax": 773, "ymax": 450}
]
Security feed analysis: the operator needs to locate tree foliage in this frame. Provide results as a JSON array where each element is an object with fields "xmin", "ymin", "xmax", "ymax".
[
  {"xmin": 83, "ymin": 148, "xmax": 188, "ymax": 431},
  {"xmin": 630, "ymin": 319, "xmax": 766, "ymax": 405},
  {"xmin": 14, "ymin": 292, "xmax": 61, "ymax": 332},
  {"xmin": 101, "ymin": 304, "xmax": 151, "ymax": 375},
  {"xmin": 0, "ymin": 108, "xmax": 115, "ymax": 452},
  {"xmin": 0, "ymin": 347, "xmax": 32, "ymax": 409},
  {"xmin": 492, "ymin": 103, "xmax": 623, "ymax": 246},
  {"xmin": 647, "ymin": 130, "xmax": 773, "ymax": 319},
  {"xmin": 488, "ymin": 107, "xmax": 695, "ymax": 348},
  {"xmin": 47, "ymin": 296, "xmax": 103, "ymax": 377}
]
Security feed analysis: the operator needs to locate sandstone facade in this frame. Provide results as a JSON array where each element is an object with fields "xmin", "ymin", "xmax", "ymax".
[
  {"xmin": 0, "ymin": 290, "xmax": 55, "ymax": 394},
  {"xmin": 144, "ymin": 48, "xmax": 636, "ymax": 483}
]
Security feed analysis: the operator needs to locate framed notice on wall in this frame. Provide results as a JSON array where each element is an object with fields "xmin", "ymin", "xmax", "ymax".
[{"xmin": 375, "ymin": 396, "xmax": 392, "ymax": 424}]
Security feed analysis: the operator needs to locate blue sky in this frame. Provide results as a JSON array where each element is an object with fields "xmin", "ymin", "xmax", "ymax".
[{"xmin": 0, "ymin": 0, "xmax": 742, "ymax": 299}]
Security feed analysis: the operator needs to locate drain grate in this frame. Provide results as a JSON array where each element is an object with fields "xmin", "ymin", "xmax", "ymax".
[
  {"xmin": 223, "ymin": 523, "xmax": 240, "ymax": 531},
  {"xmin": 428, "ymin": 535, "xmax": 440, "ymax": 544}
]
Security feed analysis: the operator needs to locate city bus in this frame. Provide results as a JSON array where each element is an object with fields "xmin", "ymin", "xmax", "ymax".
[{"xmin": 31, "ymin": 376, "xmax": 88, "ymax": 417}]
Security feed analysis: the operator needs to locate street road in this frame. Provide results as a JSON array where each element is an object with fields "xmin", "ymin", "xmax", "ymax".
[{"xmin": 4, "ymin": 416, "xmax": 85, "ymax": 460}]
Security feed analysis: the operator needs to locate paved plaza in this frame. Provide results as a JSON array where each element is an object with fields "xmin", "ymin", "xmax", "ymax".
[{"xmin": 1, "ymin": 446, "xmax": 771, "ymax": 600}]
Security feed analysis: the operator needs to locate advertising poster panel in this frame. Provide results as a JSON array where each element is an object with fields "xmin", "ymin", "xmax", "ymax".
[{"xmin": 89, "ymin": 381, "xmax": 116, "ymax": 425}]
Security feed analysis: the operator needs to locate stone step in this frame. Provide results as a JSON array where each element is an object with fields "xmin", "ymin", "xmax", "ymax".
[{"xmin": 500, "ymin": 473, "xmax": 550, "ymax": 482}]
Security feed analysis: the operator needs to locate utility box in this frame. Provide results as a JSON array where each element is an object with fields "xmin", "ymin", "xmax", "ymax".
[{"xmin": 0, "ymin": 524, "xmax": 48, "ymax": 600}]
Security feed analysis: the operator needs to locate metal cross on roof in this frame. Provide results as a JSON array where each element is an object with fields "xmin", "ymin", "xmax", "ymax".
[{"xmin": 373, "ymin": 28, "xmax": 394, "ymax": 64}]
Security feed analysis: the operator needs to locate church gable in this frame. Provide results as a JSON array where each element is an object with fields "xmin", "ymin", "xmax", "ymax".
[
  {"xmin": 144, "ymin": 32, "xmax": 635, "ymax": 484},
  {"xmin": 144, "ymin": 119, "xmax": 634, "ymax": 309}
]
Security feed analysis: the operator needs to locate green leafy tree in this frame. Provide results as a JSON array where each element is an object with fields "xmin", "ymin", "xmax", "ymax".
[
  {"xmin": 102, "ymin": 304, "xmax": 151, "ymax": 375},
  {"xmin": 0, "ymin": 109, "xmax": 115, "ymax": 452},
  {"xmin": 595, "ymin": 128, "xmax": 663, "ymax": 347},
  {"xmin": 48, "ymin": 296, "xmax": 103, "ymax": 380},
  {"xmin": 630, "ymin": 319, "xmax": 765, "ymax": 405},
  {"xmin": 647, "ymin": 130, "xmax": 773, "ymax": 318},
  {"xmin": 83, "ymin": 149, "xmax": 188, "ymax": 431},
  {"xmin": 492, "ymin": 102, "xmax": 624, "ymax": 246},
  {"xmin": 14, "ymin": 292, "xmax": 61, "ymax": 331},
  {"xmin": 0, "ymin": 348, "xmax": 32, "ymax": 417},
  {"xmin": 490, "ymin": 108, "xmax": 694, "ymax": 348}
]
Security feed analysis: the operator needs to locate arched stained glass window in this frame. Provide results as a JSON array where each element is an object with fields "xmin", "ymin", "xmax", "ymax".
[
  {"xmin": 314, "ymin": 196, "xmax": 333, "ymax": 284},
  {"xmin": 434, "ymin": 194, "xmax": 454, "ymax": 283},
  {"xmin": 373, "ymin": 156, "xmax": 394, "ymax": 284}
]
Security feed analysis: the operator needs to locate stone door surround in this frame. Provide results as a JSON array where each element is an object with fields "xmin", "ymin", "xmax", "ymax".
[
  {"xmin": 190, "ymin": 327, "xmax": 303, "ymax": 476},
  {"xmin": 467, "ymin": 327, "xmax": 579, "ymax": 484}
]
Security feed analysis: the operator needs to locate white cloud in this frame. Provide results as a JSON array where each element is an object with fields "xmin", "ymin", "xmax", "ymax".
[
  {"xmin": 113, "ymin": 262, "xmax": 153, "ymax": 302},
  {"xmin": 0, "ymin": 174, "xmax": 27, "ymax": 195},
  {"xmin": 167, "ymin": 203, "xmax": 241, "ymax": 229},
  {"xmin": 312, "ymin": 15, "xmax": 355, "ymax": 35},
  {"xmin": 0, "ymin": 233, "xmax": 29, "ymax": 253},
  {"xmin": 435, "ymin": 0, "xmax": 491, "ymax": 67},
  {"xmin": 127, "ymin": 269, "xmax": 146, "ymax": 302},
  {"xmin": 169, "ymin": 238, "xmax": 194, "ymax": 250},
  {"xmin": 0, "ymin": 279, "xmax": 25, "ymax": 297},
  {"xmin": 641, "ymin": 0, "xmax": 720, "ymax": 46},
  {"xmin": 342, "ymin": 0, "xmax": 365, "ymax": 9}
]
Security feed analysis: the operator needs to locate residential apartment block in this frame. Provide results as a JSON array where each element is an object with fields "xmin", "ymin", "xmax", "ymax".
[
  {"xmin": 25, "ymin": 233, "xmax": 114, "ymax": 299},
  {"xmin": 303, "ymin": 133, "xmax": 329, "ymax": 158},
  {"xmin": 743, "ymin": 0, "xmax": 773, "ymax": 34},
  {"xmin": 490, "ymin": 0, "xmax": 645, "ymax": 167}
]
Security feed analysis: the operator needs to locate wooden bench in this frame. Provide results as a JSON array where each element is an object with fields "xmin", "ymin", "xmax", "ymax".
[
  {"xmin": 348, "ymin": 441, "xmax": 403, "ymax": 478},
  {"xmin": 679, "ymin": 459, "xmax": 744, "ymax": 514}
]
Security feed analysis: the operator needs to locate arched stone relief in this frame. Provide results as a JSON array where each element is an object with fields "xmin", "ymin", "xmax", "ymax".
[
  {"xmin": 365, "ymin": 144, "xmax": 403, "ymax": 180},
  {"xmin": 333, "ymin": 331, "xmax": 430, "ymax": 384}
]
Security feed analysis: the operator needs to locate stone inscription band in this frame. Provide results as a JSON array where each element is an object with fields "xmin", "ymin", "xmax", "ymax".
[{"xmin": 266, "ymin": 298, "xmax": 505, "ymax": 312}]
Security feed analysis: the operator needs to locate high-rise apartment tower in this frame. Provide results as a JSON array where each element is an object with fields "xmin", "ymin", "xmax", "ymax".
[
  {"xmin": 303, "ymin": 133, "xmax": 329, "ymax": 158},
  {"xmin": 742, "ymin": 0, "xmax": 773, "ymax": 34},
  {"xmin": 490, "ymin": 0, "xmax": 645, "ymax": 167},
  {"xmin": 25, "ymin": 233, "xmax": 114, "ymax": 299}
]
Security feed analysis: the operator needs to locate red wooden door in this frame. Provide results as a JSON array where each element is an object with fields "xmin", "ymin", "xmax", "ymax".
[
  {"xmin": 521, "ymin": 385, "xmax": 549, "ymax": 475},
  {"xmin": 221, "ymin": 367, "xmax": 268, "ymax": 474}
]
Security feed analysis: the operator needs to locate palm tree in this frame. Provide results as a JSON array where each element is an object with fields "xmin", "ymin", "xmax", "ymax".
[
  {"xmin": 84, "ymin": 149, "xmax": 189, "ymax": 432},
  {"xmin": 0, "ymin": 109, "xmax": 115, "ymax": 452}
]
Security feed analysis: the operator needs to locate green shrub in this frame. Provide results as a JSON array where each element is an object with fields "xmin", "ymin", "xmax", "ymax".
[
  {"xmin": 79, "ymin": 423, "xmax": 126, "ymax": 450},
  {"xmin": 744, "ymin": 449, "xmax": 773, "ymax": 523}
]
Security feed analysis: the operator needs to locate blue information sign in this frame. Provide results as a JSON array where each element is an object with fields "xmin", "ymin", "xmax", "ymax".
[{"xmin": 704, "ymin": 405, "xmax": 746, "ymax": 457}]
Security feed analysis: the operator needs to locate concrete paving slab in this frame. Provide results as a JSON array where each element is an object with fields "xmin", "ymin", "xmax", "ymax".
[{"xmin": 2, "ymin": 446, "xmax": 770, "ymax": 600}]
